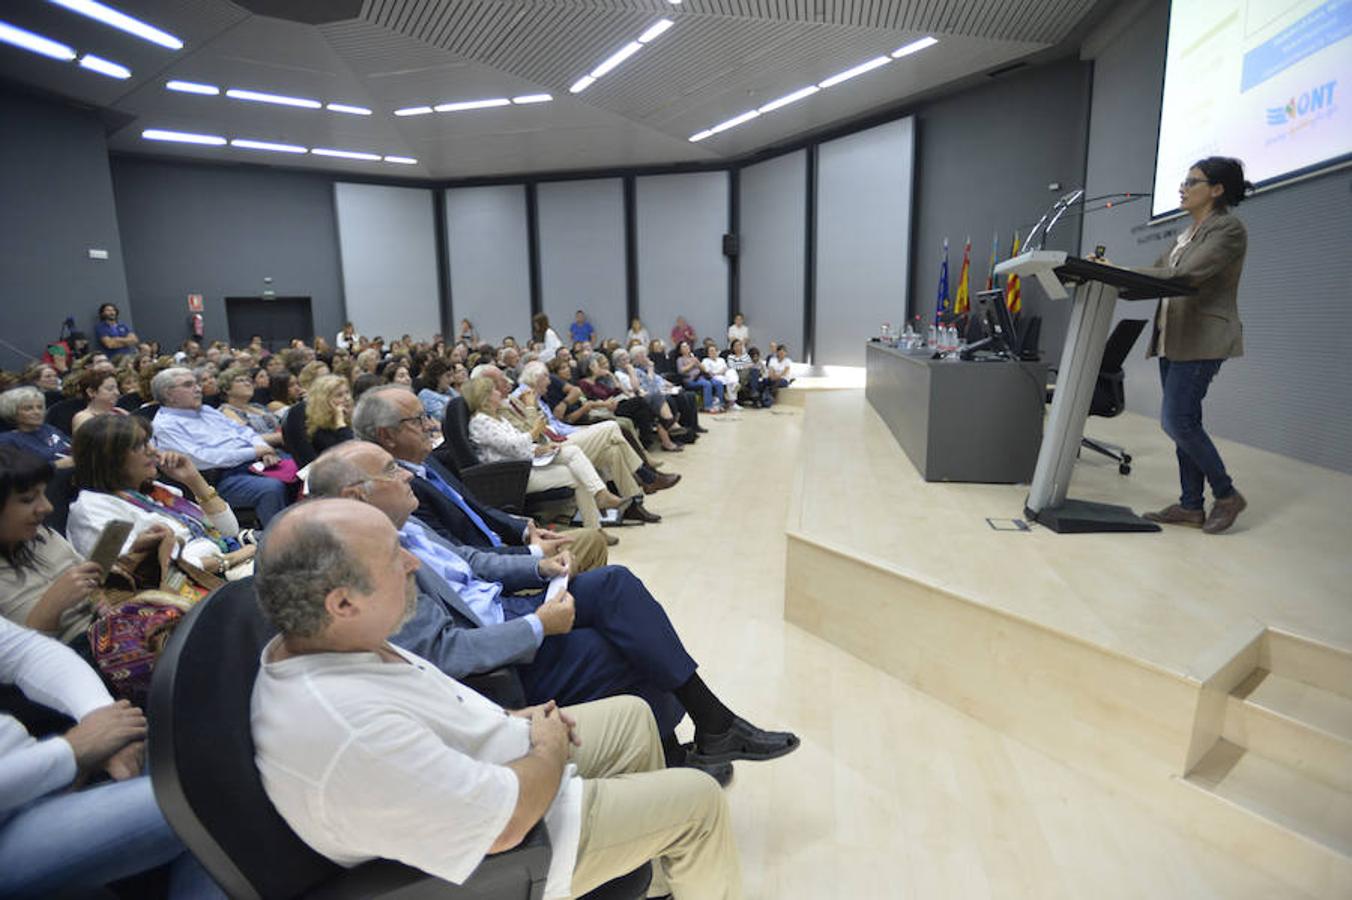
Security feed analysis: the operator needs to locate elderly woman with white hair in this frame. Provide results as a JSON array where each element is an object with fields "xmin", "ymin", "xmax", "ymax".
[{"xmin": 0, "ymin": 387, "xmax": 73, "ymax": 467}]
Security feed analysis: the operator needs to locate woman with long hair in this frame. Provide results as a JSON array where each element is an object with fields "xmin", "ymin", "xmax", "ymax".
[{"xmin": 305, "ymin": 374, "xmax": 355, "ymax": 456}]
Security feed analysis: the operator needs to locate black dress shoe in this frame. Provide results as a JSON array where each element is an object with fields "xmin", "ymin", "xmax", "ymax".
[
  {"xmin": 623, "ymin": 502, "xmax": 662, "ymax": 524},
  {"xmin": 683, "ymin": 758, "xmax": 734, "ymax": 787},
  {"xmin": 687, "ymin": 718, "xmax": 800, "ymax": 765}
]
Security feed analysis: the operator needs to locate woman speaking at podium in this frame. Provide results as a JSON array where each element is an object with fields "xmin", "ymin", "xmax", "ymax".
[{"xmin": 1135, "ymin": 157, "xmax": 1253, "ymax": 534}]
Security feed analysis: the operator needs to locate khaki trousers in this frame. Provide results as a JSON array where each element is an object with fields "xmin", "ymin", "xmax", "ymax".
[
  {"xmin": 565, "ymin": 422, "xmax": 643, "ymax": 498},
  {"xmin": 528, "ymin": 443, "xmax": 604, "ymax": 528},
  {"xmin": 564, "ymin": 529, "xmax": 609, "ymax": 574},
  {"xmin": 565, "ymin": 697, "xmax": 742, "ymax": 900}
]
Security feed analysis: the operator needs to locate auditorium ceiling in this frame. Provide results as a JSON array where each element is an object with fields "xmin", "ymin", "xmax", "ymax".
[{"xmin": 0, "ymin": 0, "xmax": 1113, "ymax": 178}]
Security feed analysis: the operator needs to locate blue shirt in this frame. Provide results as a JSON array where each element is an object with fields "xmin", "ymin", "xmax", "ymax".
[
  {"xmin": 0, "ymin": 426, "xmax": 71, "ymax": 462},
  {"xmin": 398, "ymin": 518, "xmax": 544, "ymax": 644},
  {"xmin": 152, "ymin": 405, "xmax": 269, "ymax": 470},
  {"xmin": 569, "ymin": 321, "xmax": 593, "ymax": 344},
  {"xmin": 417, "ymin": 387, "xmax": 456, "ymax": 424},
  {"xmin": 95, "ymin": 321, "xmax": 134, "ymax": 357}
]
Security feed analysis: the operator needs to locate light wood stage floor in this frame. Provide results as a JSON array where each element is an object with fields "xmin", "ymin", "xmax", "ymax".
[{"xmin": 602, "ymin": 388, "xmax": 1347, "ymax": 899}]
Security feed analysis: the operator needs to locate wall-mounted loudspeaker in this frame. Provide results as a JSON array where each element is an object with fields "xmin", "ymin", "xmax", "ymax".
[{"xmin": 722, "ymin": 233, "xmax": 739, "ymax": 257}]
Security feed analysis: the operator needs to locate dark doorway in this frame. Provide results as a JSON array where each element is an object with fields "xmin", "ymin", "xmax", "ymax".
[{"xmin": 225, "ymin": 297, "xmax": 314, "ymax": 352}]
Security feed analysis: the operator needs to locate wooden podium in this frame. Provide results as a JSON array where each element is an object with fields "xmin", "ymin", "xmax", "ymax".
[{"xmin": 993, "ymin": 251, "xmax": 1195, "ymax": 533}]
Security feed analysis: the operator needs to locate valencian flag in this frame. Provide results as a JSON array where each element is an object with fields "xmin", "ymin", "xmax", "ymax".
[
  {"xmin": 985, "ymin": 231, "xmax": 999, "ymax": 291},
  {"xmin": 1005, "ymin": 230, "xmax": 1023, "ymax": 315},
  {"xmin": 934, "ymin": 238, "xmax": 950, "ymax": 319},
  {"xmin": 952, "ymin": 237, "xmax": 972, "ymax": 317}
]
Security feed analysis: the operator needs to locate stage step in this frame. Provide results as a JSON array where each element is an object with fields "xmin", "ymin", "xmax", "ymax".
[
  {"xmin": 1184, "ymin": 739, "xmax": 1352, "ymax": 862},
  {"xmin": 1224, "ymin": 670, "xmax": 1352, "ymax": 792},
  {"xmin": 1261, "ymin": 630, "xmax": 1352, "ymax": 702}
]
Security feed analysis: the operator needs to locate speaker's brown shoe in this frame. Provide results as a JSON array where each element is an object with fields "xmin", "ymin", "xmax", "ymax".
[
  {"xmin": 1143, "ymin": 504, "xmax": 1205, "ymax": 527},
  {"xmin": 1203, "ymin": 492, "xmax": 1247, "ymax": 534}
]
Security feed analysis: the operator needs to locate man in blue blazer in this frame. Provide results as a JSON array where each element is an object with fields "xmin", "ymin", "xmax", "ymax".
[
  {"xmin": 307, "ymin": 441, "xmax": 799, "ymax": 780},
  {"xmin": 351, "ymin": 386, "xmax": 609, "ymax": 573}
]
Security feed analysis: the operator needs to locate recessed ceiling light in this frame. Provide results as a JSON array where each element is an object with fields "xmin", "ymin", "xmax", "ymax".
[
  {"xmin": 892, "ymin": 36, "xmax": 938, "ymax": 58},
  {"xmin": 226, "ymin": 88, "xmax": 322, "ymax": 109},
  {"xmin": 142, "ymin": 129, "xmax": 226, "ymax": 146},
  {"xmin": 78, "ymin": 53, "xmax": 130, "ymax": 79},
  {"xmin": 689, "ymin": 129, "xmax": 713, "ymax": 142},
  {"xmin": 637, "ymin": 19, "xmax": 674, "ymax": 44},
  {"xmin": 166, "ymin": 79, "xmax": 218, "ymax": 95},
  {"xmin": 433, "ymin": 98, "xmax": 510, "ymax": 113},
  {"xmin": 231, "ymin": 138, "xmax": 307, "ymax": 154},
  {"xmin": 0, "ymin": 20, "xmax": 76, "ymax": 61},
  {"xmin": 591, "ymin": 41, "xmax": 643, "ymax": 79},
  {"xmin": 818, "ymin": 55, "xmax": 891, "ymax": 88},
  {"xmin": 325, "ymin": 103, "xmax": 372, "ymax": 116},
  {"xmin": 511, "ymin": 94, "xmax": 552, "ymax": 104},
  {"xmin": 384, "ymin": 156, "xmax": 418, "ymax": 165},
  {"xmin": 569, "ymin": 75, "xmax": 596, "ymax": 94},
  {"xmin": 757, "ymin": 85, "xmax": 819, "ymax": 114},
  {"xmin": 49, "ymin": 0, "xmax": 182, "ymax": 50},
  {"xmin": 311, "ymin": 148, "xmax": 382, "ymax": 161},
  {"xmin": 710, "ymin": 109, "xmax": 760, "ymax": 134},
  {"xmin": 394, "ymin": 106, "xmax": 434, "ymax": 117}
]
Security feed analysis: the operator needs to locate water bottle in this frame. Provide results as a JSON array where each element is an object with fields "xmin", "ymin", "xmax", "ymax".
[{"xmin": 927, "ymin": 322, "xmax": 938, "ymax": 350}]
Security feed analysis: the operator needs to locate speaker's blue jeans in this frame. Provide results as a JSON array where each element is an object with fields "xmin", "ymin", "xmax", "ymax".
[{"xmin": 1158, "ymin": 358, "xmax": 1234, "ymax": 510}]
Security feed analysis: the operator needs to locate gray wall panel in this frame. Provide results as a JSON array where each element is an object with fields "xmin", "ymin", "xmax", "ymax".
[
  {"xmin": 739, "ymin": 150, "xmax": 806, "ymax": 354},
  {"xmin": 816, "ymin": 118, "xmax": 915, "ymax": 367},
  {"xmin": 0, "ymin": 92, "xmax": 128, "ymax": 365},
  {"xmin": 1082, "ymin": 0, "xmax": 1352, "ymax": 473},
  {"xmin": 537, "ymin": 179, "xmax": 627, "ymax": 344},
  {"xmin": 635, "ymin": 172, "xmax": 728, "ymax": 346},
  {"xmin": 444, "ymin": 185, "xmax": 532, "ymax": 345},
  {"xmin": 334, "ymin": 183, "xmax": 440, "ymax": 341}
]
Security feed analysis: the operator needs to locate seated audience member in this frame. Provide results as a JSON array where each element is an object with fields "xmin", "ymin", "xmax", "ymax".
[
  {"xmin": 578, "ymin": 355, "xmax": 666, "ymax": 449},
  {"xmin": 268, "ymin": 371, "xmax": 301, "ymax": 414},
  {"xmin": 0, "ymin": 616, "xmax": 223, "ymax": 897},
  {"xmin": 68, "ymin": 415, "xmax": 255, "ymax": 577},
  {"xmin": 351, "ymin": 372, "xmax": 383, "ymax": 403},
  {"xmin": 307, "ymin": 448, "xmax": 798, "ymax": 771},
  {"xmin": 570, "ymin": 309, "xmax": 594, "ymax": 345},
  {"xmin": 727, "ymin": 313, "xmax": 749, "ymax": 346},
  {"xmin": 0, "ymin": 387, "xmax": 73, "ymax": 467},
  {"xmin": 456, "ymin": 317, "xmax": 477, "ymax": 346},
  {"xmin": 531, "ymin": 313, "xmax": 564, "ymax": 362},
  {"xmin": 496, "ymin": 346, "xmax": 522, "ymax": 383},
  {"xmin": 415, "ymin": 358, "xmax": 458, "ymax": 422},
  {"xmin": 251, "ymin": 499, "xmax": 747, "ymax": 899},
  {"xmin": 767, "ymin": 345, "xmax": 795, "ymax": 396},
  {"xmin": 335, "ymin": 321, "xmax": 360, "ymax": 351},
  {"xmin": 297, "ymin": 360, "xmax": 329, "ymax": 394},
  {"xmin": 353, "ymin": 387, "xmax": 608, "ymax": 573},
  {"xmin": 610, "ymin": 349, "xmax": 683, "ymax": 451},
  {"xmin": 669, "ymin": 316, "xmax": 696, "ymax": 349},
  {"xmin": 727, "ymin": 340, "xmax": 767, "ymax": 407},
  {"xmin": 626, "ymin": 318, "xmax": 650, "ymax": 348},
  {"xmin": 701, "ymin": 345, "xmax": 741, "ymax": 411},
  {"xmin": 195, "ymin": 366, "xmax": 223, "ymax": 408},
  {"xmin": 250, "ymin": 368, "xmax": 271, "ymax": 406},
  {"xmin": 631, "ymin": 347, "xmax": 703, "ymax": 438},
  {"xmin": 383, "ymin": 361, "xmax": 413, "ymax": 387},
  {"xmin": 115, "ymin": 369, "xmax": 143, "ymax": 411},
  {"xmin": 463, "ymin": 377, "xmax": 627, "ymax": 532},
  {"xmin": 218, "ymin": 367, "xmax": 285, "ymax": 448},
  {"xmin": 149, "ymin": 367, "xmax": 289, "ymax": 524},
  {"xmin": 676, "ymin": 342, "xmax": 723, "ymax": 413},
  {"xmin": 22, "ymin": 364, "xmax": 64, "ymax": 408},
  {"xmin": 305, "ymin": 374, "xmax": 355, "ymax": 457},
  {"xmin": 69, "ymin": 368, "xmax": 127, "ymax": 434}
]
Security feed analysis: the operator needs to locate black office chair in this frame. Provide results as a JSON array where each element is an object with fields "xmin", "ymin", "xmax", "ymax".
[
  {"xmin": 42, "ymin": 464, "xmax": 79, "ymax": 537},
  {"xmin": 44, "ymin": 396, "xmax": 84, "ymax": 436},
  {"xmin": 1047, "ymin": 318, "xmax": 1148, "ymax": 476},
  {"xmin": 436, "ymin": 397, "xmax": 574, "ymax": 518},
  {"xmin": 133, "ymin": 401, "xmax": 160, "ymax": 422}
]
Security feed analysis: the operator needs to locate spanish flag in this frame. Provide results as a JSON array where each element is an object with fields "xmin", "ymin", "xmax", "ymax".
[
  {"xmin": 1005, "ymin": 230, "xmax": 1023, "ymax": 315},
  {"xmin": 952, "ymin": 237, "xmax": 972, "ymax": 317}
]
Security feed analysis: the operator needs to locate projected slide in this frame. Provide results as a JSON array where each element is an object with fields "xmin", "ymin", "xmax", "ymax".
[{"xmin": 1153, "ymin": 0, "xmax": 1352, "ymax": 216}]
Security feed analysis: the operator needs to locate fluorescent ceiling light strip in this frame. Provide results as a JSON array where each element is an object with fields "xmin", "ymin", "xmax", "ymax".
[
  {"xmin": 818, "ymin": 55, "xmax": 890, "ymax": 88},
  {"xmin": 511, "ymin": 93, "xmax": 552, "ymax": 104},
  {"xmin": 326, "ymin": 103, "xmax": 371, "ymax": 115},
  {"xmin": 710, "ymin": 109, "xmax": 759, "ymax": 134},
  {"xmin": 226, "ymin": 88, "xmax": 321, "ymax": 109},
  {"xmin": 384, "ymin": 156, "xmax": 418, "ymax": 164},
  {"xmin": 142, "ymin": 128, "xmax": 225, "ymax": 145},
  {"xmin": 434, "ymin": 98, "xmax": 510, "ymax": 112},
  {"xmin": 78, "ymin": 53, "xmax": 130, "ymax": 78},
  {"xmin": 394, "ymin": 105, "xmax": 434, "ymax": 116},
  {"xmin": 569, "ymin": 75, "xmax": 596, "ymax": 94},
  {"xmin": 311, "ymin": 147, "xmax": 381, "ymax": 161},
  {"xmin": 688, "ymin": 129, "xmax": 713, "ymax": 142},
  {"xmin": 637, "ymin": 19, "xmax": 674, "ymax": 44},
  {"xmin": 231, "ymin": 138, "xmax": 306, "ymax": 154},
  {"xmin": 590, "ymin": 41, "xmax": 643, "ymax": 78},
  {"xmin": 757, "ymin": 84, "xmax": 818, "ymax": 113},
  {"xmin": 166, "ymin": 79, "xmax": 218, "ymax": 95},
  {"xmin": 892, "ymin": 36, "xmax": 938, "ymax": 58},
  {"xmin": 49, "ymin": 0, "xmax": 182, "ymax": 49},
  {"xmin": 0, "ymin": 20, "xmax": 76, "ymax": 60}
]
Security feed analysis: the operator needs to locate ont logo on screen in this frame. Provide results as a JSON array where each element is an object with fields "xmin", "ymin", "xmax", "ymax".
[{"xmin": 1266, "ymin": 80, "xmax": 1338, "ymax": 125}]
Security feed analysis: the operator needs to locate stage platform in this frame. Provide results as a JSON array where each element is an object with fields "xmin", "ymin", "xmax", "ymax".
[{"xmin": 785, "ymin": 390, "xmax": 1352, "ymax": 898}]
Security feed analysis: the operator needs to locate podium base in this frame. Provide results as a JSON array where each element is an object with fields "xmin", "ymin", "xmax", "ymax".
[{"xmin": 1026, "ymin": 499, "xmax": 1161, "ymax": 534}]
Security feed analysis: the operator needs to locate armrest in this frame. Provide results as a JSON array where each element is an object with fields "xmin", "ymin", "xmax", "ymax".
[
  {"xmin": 462, "ymin": 667, "xmax": 527, "ymax": 709},
  {"xmin": 461, "ymin": 461, "xmax": 531, "ymax": 515}
]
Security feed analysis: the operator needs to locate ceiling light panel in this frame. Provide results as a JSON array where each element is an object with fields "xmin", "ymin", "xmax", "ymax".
[
  {"xmin": 311, "ymin": 148, "xmax": 381, "ymax": 161},
  {"xmin": 570, "ymin": 19, "xmax": 674, "ymax": 94},
  {"xmin": 893, "ymin": 36, "xmax": 939, "ymax": 58},
  {"xmin": 511, "ymin": 94, "xmax": 552, "ymax": 105},
  {"xmin": 78, "ymin": 53, "xmax": 130, "ymax": 79},
  {"xmin": 166, "ymin": 79, "xmax": 218, "ymax": 95},
  {"xmin": 49, "ymin": 0, "xmax": 183, "ymax": 50},
  {"xmin": 0, "ymin": 20, "xmax": 76, "ymax": 61},
  {"xmin": 818, "ymin": 55, "xmax": 891, "ymax": 88},
  {"xmin": 143, "ymin": 129, "xmax": 225, "ymax": 145},
  {"xmin": 433, "ymin": 97, "xmax": 510, "ymax": 112},
  {"xmin": 394, "ymin": 105, "xmax": 434, "ymax": 117},
  {"xmin": 141, "ymin": 128, "xmax": 414, "ymax": 167},
  {"xmin": 225, "ymin": 88, "xmax": 322, "ymax": 109},
  {"xmin": 325, "ymin": 103, "xmax": 371, "ymax": 115},
  {"xmin": 231, "ymin": 139, "xmax": 306, "ymax": 154}
]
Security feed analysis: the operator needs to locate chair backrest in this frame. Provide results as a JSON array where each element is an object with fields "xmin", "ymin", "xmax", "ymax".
[
  {"xmin": 1015, "ymin": 315, "xmax": 1043, "ymax": 360},
  {"xmin": 440, "ymin": 396, "xmax": 483, "ymax": 472},
  {"xmin": 1089, "ymin": 319, "xmax": 1148, "ymax": 419},
  {"xmin": 44, "ymin": 397, "xmax": 83, "ymax": 436},
  {"xmin": 281, "ymin": 399, "xmax": 318, "ymax": 467},
  {"xmin": 1099, "ymin": 318, "xmax": 1148, "ymax": 373},
  {"xmin": 148, "ymin": 578, "xmax": 342, "ymax": 900},
  {"xmin": 133, "ymin": 402, "xmax": 160, "ymax": 423},
  {"xmin": 43, "ymin": 465, "xmax": 79, "ymax": 537}
]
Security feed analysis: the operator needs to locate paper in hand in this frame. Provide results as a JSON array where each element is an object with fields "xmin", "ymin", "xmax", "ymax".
[{"xmin": 545, "ymin": 574, "xmax": 568, "ymax": 603}]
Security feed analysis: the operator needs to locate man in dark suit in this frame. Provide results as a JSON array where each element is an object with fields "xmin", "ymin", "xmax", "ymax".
[
  {"xmin": 352, "ymin": 386, "xmax": 609, "ymax": 572},
  {"xmin": 307, "ymin": 440, "xmax": 801, "ymax": 782}
]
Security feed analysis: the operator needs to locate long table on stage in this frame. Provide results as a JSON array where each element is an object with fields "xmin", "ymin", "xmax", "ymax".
[{"xmin": 865, "ymin": 342, "xmax": 1047, "ymax": 483}]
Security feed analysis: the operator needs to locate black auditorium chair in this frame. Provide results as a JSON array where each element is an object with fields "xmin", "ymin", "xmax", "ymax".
[
  {"xmin": 1047, "ymin": 318, "xmax": 1148, "ymax": 476},
  {"xmin": 435, "ymin": 396, "xmax": 573, "ymax": 518},
  {"xmin": 133, "ymin": 402, "xmax": 160, "ymax": 423},
  {"xmin": 149, "ymin": 578, "xmax": 651, "ymax": 900},
  {"xmin": 44, "ymin": 397, "xmax": 84, "ymax": 436}
]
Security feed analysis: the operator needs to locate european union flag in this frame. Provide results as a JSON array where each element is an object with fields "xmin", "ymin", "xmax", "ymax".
[{"xmin": 935, "ymin": 238, "xmax": 950, "ymax": 319}]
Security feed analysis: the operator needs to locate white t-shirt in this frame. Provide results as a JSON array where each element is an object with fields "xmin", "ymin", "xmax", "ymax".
[
  {"xmin": 727, "ymin": 323, "xmax": 749, "ymax": 344},
  {"xmin": 251, "ymin": 639, "xmax": 582, "ymax": 898},
  {"xmin": 768, "ymin": 356, "xmax": 793, "ymax": 379}
]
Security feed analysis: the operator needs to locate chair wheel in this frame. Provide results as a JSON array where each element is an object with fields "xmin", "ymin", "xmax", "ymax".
[
  {"xmin": 1119, "ymin": 463, "xmax": 1131, "ymax": 476},
  {"xmin": 1121, "ymin": 454, "xmax": 1132, "ymax": 464}
]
